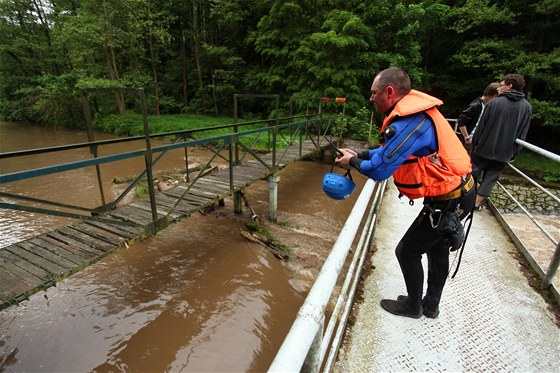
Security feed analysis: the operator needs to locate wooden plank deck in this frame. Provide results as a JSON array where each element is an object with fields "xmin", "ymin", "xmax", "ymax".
[{"xmin": 0, "ymin": 140, "xmax": 320, "ymax": 310}]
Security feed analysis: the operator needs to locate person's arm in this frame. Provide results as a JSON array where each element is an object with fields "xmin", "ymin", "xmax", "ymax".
[
  {"xmin": 457, "ymin": 102, "xmax": 480, "ymax": 142},
  {"xmin": 336, "ymin": 113, "xmax": 436, "ymax": 181}
]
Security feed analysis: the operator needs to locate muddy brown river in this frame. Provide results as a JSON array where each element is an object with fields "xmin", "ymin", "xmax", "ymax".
[{"xmin": 0, "ymin": 121, "xmax": 365, "ymax": 371}]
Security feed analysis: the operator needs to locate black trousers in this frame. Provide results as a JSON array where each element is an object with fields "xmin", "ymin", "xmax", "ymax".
[{"xmin": 395, "ymin": 186, "xmax": 476, "ymax": 309}]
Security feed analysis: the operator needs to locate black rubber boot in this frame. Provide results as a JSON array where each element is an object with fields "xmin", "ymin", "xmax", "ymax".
[
  {"xmin": 422, "ymin": 295, "xmax": 440, "ymax": 318},
  {"xmin": 380, "ymin": 298, "xmax": 423, "ymax": 319},
  {"xmin": 397, "ymin": 295, "xmax": 440, "ymax": 318}
]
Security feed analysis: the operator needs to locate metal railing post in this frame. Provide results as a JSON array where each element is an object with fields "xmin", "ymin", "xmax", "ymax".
[
  {"xmin": 138, "ymin": 88, "xmax": 158, "ymax": 222},
  {"xmin": 544, "ymin": 242, "xmax": 560, "ymax": 289},
  {"xmin": 233, "ymin": 94, "xmax": 239, "ymax": 165},
  {"xmin": 80, "ymin": 89, "xmax": 107, "ymax": 210}
]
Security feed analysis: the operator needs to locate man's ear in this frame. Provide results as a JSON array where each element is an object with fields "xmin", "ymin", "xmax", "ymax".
[{"xmin": 386, "ymin": 86, "xmax": 394, "ymax": 97}]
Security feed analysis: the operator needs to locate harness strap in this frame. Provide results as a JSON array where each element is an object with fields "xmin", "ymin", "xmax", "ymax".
[
  {"xmin": 429, "ymin": 173, "xmax": 474, "ymax": 201},
  {"xmin": 451, "ymin": 202, "xmax": 476, "ymax": 278}
]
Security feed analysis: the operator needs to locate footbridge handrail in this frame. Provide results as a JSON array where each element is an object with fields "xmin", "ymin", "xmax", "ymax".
[
  {"xmin": 0, "ymin": 115, "xmax": 338, "ymax": 231},
  {"xmin": 268, "ymin": 178, "xmax": 387, "ymax": 372},
  {"xmin": 493, "ymin": 139, "xmax": 560, "ymax": 290}
]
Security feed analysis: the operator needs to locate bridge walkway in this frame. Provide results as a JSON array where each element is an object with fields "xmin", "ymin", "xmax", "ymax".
[
  {"xmin": 0, "ymin": 139, "xmax": 319, "ymax": 310},
  {"xmin": 335, "ymin": 181, "xmax": 560, "ymax": 372}
]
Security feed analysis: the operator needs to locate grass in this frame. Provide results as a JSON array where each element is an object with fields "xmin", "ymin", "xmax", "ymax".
[
  {"xmin": 98, "ymin": 112, "xmax": 257, "ymax": 136},
  {"xmin": 512, "ymin": 150, "xmax": 560, "ymax": 183},
  {"xmin": 96, "ymin": 112, "xmax": 301, "ymax": 151}
]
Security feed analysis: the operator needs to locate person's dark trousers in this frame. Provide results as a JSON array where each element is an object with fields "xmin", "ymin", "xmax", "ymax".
[
  {"xmin": 471, "ymin": 154, "xmax": 506, "ymax": 198},
  {"xmin": 395, "ymin": 189, "xmax": 475, "ymax": 312},
  {"xmin": 395, "ymin": 211, "xmax": 449, "ymax": 311}
]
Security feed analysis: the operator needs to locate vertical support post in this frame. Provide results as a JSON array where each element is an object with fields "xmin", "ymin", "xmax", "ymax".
[
  {"xmin": 339, "ymin": 101, "xmax": 346, "ymax": 140},
  {"xmin": 271, "ymin": 126, "xmax": 277, "ymax": 171},
  {"xmin": 268, "ymin": 174, "xmax": 280, "ymax": 222},
  {"xmin": 183, "ymin": 134, "xmax": 190, "ymax": 183},
  {"xmin": 368, "ymin": 110, "xmax": 374, "ymax": 145},
  {"xmin": 234, "ymin": 191, "xmax": 243, "ymax": 214},
  {"xmin": 272, "ymin": 95, "xmax": 279, "ymax": 170},
  {"xmin": 543, "ymin": 242, "xmax": 560, "ymax": 289},
  {"xmin": 318, "ymin": 99, "xmax": 323, "ymax": 145},
  {"xmin": 299, "ymin": 122, "xmax": 303, "ymax": 157},
  {"xmin": 228, "ymin": 137, "xmax": 239, "ymax": 213},
  {"xmin": 302, "ymin": 315, "xmax": 325, "ymax": 373},
  {"xmin": 184, "ymin": 146, "xmax": 190, "ymax": 182},
  {"xmin": 80, "ymin": 90, "xmax": 107, "ymax": 210},
  {"xmin": 138, "ymin": 88, "xmax": 158, "ymax": 222},
  {"xmin": 233, "ymin": 94, "xmax": 239, "ymax": 165}
]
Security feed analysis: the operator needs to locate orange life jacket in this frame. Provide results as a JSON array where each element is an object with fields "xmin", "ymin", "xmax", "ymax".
[{"xmin": 381, "ymin": 90, "xmax": 472, "ymax": 200}]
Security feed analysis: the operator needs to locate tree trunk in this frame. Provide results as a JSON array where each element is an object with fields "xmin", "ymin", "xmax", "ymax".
[
  {"xmin": 211, "ymin": 70, "xmax": 218, "ymax": 116},
  {"xmin": 97, "ymin": 0, "xmax": 125, "ymax": 113},
  {"xmin": 147, "ymin": 0, "xmax": 160, "ymax": 115},
  {"xmin": 192, "ymin": 0, "xmax": 205, "ymax": 112},
  {"xmin": 180, "ymin": 28, "xmax": 189, "ymax": 106},
  {"xmin": 31, "ymin": 0, "xmax": 61, "ymax": 74}
]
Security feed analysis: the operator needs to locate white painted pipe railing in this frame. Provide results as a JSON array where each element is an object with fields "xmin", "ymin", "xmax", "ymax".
[
  {"xmin": 498, "ymin": 139, "xmax": 560, "ymax": 290},
  {"xmin": 268, "ymin": 178, "xmax": 385, "ymax": 372}
]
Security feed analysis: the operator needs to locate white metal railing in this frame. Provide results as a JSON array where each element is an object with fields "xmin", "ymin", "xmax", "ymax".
[
  {"xmin": 493, "ymin": 139, "xmax": 560, "ymax": 290},
  {"xmin": 268, "ymin": 178, "xmax": 386, "ymax": 372},
  {"xmin": 268, "ymin": 139, "xmax": 559, "ymax": 372}
]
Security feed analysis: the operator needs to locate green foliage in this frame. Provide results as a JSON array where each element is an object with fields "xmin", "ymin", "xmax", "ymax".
[
  {"xmin": 0, "ymin": 0, "xmax": 559, "ymax": 150},
  {"xmin": 529, "ymin": 98, "xmax": 560, "ymax": 127},
  {"xmin": 449, "ymin": 0, "xmax": 515, "ymax": 33},
  {"xmin": 94, "ymin": 111, "xmax": 278, "ymax": 150},
  {"xmin": 337, "ymin": 106, "xmax": 380, "ymax": 143},
  {"xmin": 543, "ymin": 174, "xmax": 560, "ymax": 183},
  {"xmin": 514, "ymin": 150, "xmax": 560, "ymax": 183},
  {"xmin": 134, "ymin": 181, "xmax": 149, "ymax": 198},
  {"xmin": 245, "ymin": 222, "xmax": 290, "ymax": 254},
  {"xmin": 97, "ymin": 112, "xmax": 145, "ymax": 136},
  {"xmin": 97, "ymin": 112, "xmax": 234, "ymax": 136}
]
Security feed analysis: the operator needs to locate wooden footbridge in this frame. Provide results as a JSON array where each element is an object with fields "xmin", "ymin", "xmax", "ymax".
[{"xmin": 0, "ymin": 104, "xmax": 342, "ymax": 310}]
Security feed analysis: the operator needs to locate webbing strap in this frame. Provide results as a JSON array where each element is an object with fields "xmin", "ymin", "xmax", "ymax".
[{"xmin": 451, "ymin": 202, "xmax": 476, "ymax": 278}]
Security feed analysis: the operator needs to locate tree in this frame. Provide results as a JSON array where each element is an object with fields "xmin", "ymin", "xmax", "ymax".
[{"xmin": 0, "ymin": 0, "xmax": 558, "ymax": 151}]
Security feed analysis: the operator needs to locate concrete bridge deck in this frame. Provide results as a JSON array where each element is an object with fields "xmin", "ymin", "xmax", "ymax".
[{"xmin": 335, "ymin": 181, "xmax": 559, "ymax": 372}]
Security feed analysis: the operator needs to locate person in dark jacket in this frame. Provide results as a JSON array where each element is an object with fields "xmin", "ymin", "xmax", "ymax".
[
  {"xmin": 471, "ymin": 74, "xmax": 532, "ymax": 209},
  {"xmin": 457, "ymin": 82, "xmax": 500, "ymax": 154}
]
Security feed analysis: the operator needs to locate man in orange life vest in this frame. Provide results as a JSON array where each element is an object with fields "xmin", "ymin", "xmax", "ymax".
[{"xmin": 336, "ymin": 67, "xmax": 475, "ymax": 319}]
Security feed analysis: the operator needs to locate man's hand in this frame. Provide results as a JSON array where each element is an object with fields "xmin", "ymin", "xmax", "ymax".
[{"xmin": 335, "ymin": 148, "xmax": 356, "ymax": 170}]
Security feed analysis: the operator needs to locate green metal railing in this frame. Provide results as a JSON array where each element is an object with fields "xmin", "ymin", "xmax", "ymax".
[{"xmin": 0, "ymin": 113, "xmax": 339, "ymax": 234}]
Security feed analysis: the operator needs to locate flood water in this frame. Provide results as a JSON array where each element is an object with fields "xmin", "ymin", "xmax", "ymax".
[{"xmin": 0, "ymin": 121, "xmax": 365, "ymax": 371}]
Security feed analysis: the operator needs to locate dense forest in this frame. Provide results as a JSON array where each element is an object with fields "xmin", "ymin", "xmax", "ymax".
[{"xmin": 0, "ymin": 0, "xmax": 559, "ymax": 150}]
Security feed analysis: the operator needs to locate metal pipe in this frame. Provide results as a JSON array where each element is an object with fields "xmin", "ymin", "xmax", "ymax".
[
  {"xmin": 495, "ymin": 181, "xmax": 557, "ymax": 246},
  {"xmin": 322, "ymin": 180, "xmax": 387, "ymax": 372},
  {"xmin": 268, "ymin": 179, "xmax": 377, "ymax": 373},
  {"xmin": 506, "ymin": 163, "xmax": 560, "ymax": 205},
  {"xmin": 516, "ymin": 139, "xmax": 560, "ymax": 163}
]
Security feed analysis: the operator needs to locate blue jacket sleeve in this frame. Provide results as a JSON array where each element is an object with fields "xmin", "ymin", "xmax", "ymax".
[{"xmin": 351, "ymin": 113, "xmax": 437, "ymax": 181}]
